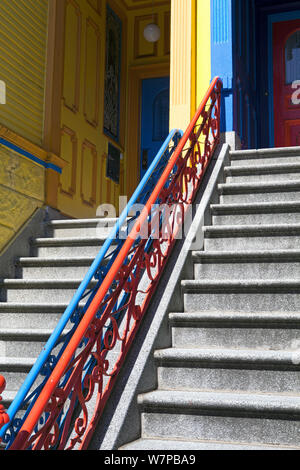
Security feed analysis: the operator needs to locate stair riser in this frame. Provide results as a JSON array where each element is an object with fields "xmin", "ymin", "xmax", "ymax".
[
  {"xmin": 220, "ymin": 191, "xmax": 300, "ymax": 204},
  {"xmin": 33, "ymin": 245, "xmax": 110, "ymax": 258},
  {"xmin": 212, "ymin": 213, "xmax": 300, "ymax": 225},
  {"xmin": 0, "ymin": 313, "xmax": 63, "ymax": 329},
  {"xmin": 1, "ymin": 287, "xmax": 80, "ymax": 303},
  {"xmin": 20, "ymin": 265, "xmax": 92, "ymax": 280},
  {"xmin": 1, "ymin": 369, "xmax": 39, "ymax": 391},
  {"xmin": 141, "ymin": 412, "xmax": 300, "ymax": 446},
  {"xmin": 226, "ymin": 172, "xmax": 300, "ymax": 184},
  {"xmin": 184, "ymin": 292, "xmax": 300, "ymax": 313},
  {"xmin": 52, "ymin": 226, "xmax": 114, "ymax": 239},
  {"xmin": 230, "ymin": 156, "xmax": 300, "ymax": 166},
  {"xmin": 157, "ymin": 366, "xmax": 300, "ymax": 394},
  {"xmin": 194, "ymin": 261, "xmax": 300, "ymax": 281},
  {"xmin": 0, "ymin": 339, "xmax": 50, "ymax": 358},
  {"xmin": 204, "ymin": 235, "xmax": 300, "ymax": 251},
  {"xmin": 172, "ymin": 326, "xmax": 300, "ymax": 350}
]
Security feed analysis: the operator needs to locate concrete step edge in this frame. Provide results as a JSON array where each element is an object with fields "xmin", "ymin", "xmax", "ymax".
[
  {"xmin": 0, "ymin": 302, "xmax": 71, "ymax": 312},
  {"xmin": 32, "ymin": 236, "xmax": 111, "ymax": 246},
  {"xmin": 154, "ymin": 347, "xmax": 300, "ymax": 368},
  {"xmin": 211, "ymin": 201, "xmax": 300, "ymax": 214},
  {"xmin": 203, "ymin": 223, "xmax": 300, "ymax": 236},
  {"xmin": 48, "ymin": 218, "xmax": 119, "ymax": 228},
  {"xmin": 218, "ymin": 180, "xmax": 300, "ymax": 194},
  {"xmin": 169, "ymin": 311, "xmax": 300, "ymax": 326},
  {"xmin": 181, "ymin": 279, "xmax": 300, "ymax": 293},
  {"xmin": 192, "ymin": 249, "xmax": 300, "ymax": 262},
  {"xmin": 120, "ymin": 437, "xmax": 300, "ymax": 450},
  {"xmin": 0, "ymin": 356, "xmax": 37, "ymax": 369},
  {"xmin": 224, "ymin": 162, "xmax": 300, "ymax": 175},
  {"xmin": 0, "ymin": 279, "xmax": 97, "ymax": 288},
  {"xmin": 0, "ymin": 328, "xmax": 63, "ymax": 339},
  {"xmin": 230, "ymin": 147, "xmax": 300, "ymax": 158},
  {"xmin": 137, "ymin": 390, "xmax": 300, "ymax": 418},
  {"xmin": 17, "ymin": 256, "xmax": 97, "ymax": 267}
]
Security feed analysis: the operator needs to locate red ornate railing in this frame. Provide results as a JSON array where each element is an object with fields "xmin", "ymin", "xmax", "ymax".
[
  {"xmin": 0, "ymin": 376, "xmax": 9, "ymax": 437},
  {"xmin": 9, "ymin": 77, "xmax": 222, "ymax": 451}
]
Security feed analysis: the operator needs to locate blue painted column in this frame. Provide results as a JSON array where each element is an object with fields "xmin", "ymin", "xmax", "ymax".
[{"xmin": 211, "ymin": 0, "xmax": 234, "ymax": 133}]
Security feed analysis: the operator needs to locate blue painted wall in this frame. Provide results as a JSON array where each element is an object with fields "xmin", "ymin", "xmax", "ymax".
[
  {"xmin": 211, "ymin": 0, "xmax": 300, "ymax": 149},
  {"xmin": 210, "ymin": 0, "xmax": 234, "ymax": 133}
]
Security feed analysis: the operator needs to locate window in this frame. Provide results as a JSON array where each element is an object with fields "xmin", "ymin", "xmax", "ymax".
[{"xmin": 285, "ymin": 29, "xmax": 300, "ymax": 84}]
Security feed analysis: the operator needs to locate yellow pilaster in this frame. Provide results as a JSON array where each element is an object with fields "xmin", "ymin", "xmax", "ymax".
[
  {"xmin": 170, "ymin": 0, "xmax": 211, "ymax": 130},
  {"xmin": 169, "ymin": 0, "xmax": 193, "ymax": 131}
]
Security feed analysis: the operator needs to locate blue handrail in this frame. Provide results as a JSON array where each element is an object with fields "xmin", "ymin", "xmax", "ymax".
[{"xmin": 0, "ymin": 128, "xmax": 183, "ymax": 444}]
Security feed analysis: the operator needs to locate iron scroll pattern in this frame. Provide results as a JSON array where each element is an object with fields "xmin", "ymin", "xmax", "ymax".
[
  {"xmin": 9, "ymin": 79, "xmax": 222, "ymax": 450},
  {"xmin": 0, "ymin": 131, "xmax": 182, "ymax": 450}
]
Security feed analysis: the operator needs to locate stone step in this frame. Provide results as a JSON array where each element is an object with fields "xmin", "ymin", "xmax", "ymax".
[
  {"xmin": 0, "ymin": 303, "xmax": 68, "ymax": 329},
  {"xmin": 229, "ymin": 147, "xmax": 300, "ymax": 167},
  {"xmin": 0, "ymin": 328, "xmax": 62, "ymax": 358},
  {"xmin": 120, "ymin": 437, "xmax": 299, "ymax": 450},
  {"xmin": 154, "ymin": 348, "xmax": 300, "ymax": 394},
  {"xmin": 0, "ymin": 279, "xmax": 97, "ymax": 303},
  {"xmin": 48, "ymin": 218, "xmax": 119, "ymax": 239},
  {"xmin": 169, "ymin": 311, "xmax": 300, "ymax": 350},
  {"xmin": 0, "ymin": 356, "xmax": 36, "ymax": 391},
  {"xmin": 192, "ymin": 250, "xmax": 300, "ymax": 280},
  {"xmin": 31, "ymin": 236, "xmax": 117, "ymax": 258},
  {"xmin": 138, "ymin": 390, "xmax": 300, "ymax": 446},
  {"xmin": 211, "ymin": 201, "xmax": 300, "ymax": 225},
  {"xmin": 16, "ymin": 256, "xmax": 96, "ymax": 280},
  {"xmin": 224, "ymin": 162, "xmax": 300, "ymax": 183},
  {"xmin": 219, "ymin": 181, "xmax": 300, "ymax": 204},
  {"xmin": 203, "ymin": 224, "xmax": 300, "ymax": 251},
  {"xmin": 181, "ymin": 280, "xmax": 300, "ymax": 313}
]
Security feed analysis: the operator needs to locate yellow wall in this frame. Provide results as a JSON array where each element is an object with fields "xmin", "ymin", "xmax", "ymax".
[
  {"xmin": 0, "ymin": 0, "xmax": 49, "ymax": 147},
  {"xmin": 58, "ymin": 0, "xmax": 171, "ymax": 218},
  {"xmin": 195, "ymin": 0, "xmax": 211, "ymax": 111},
  {"xmin": 0, "ymin": 0, "xmax": 50, "ymax": 254},
  {"xmin": 169, "ymin": 0, "xmax": 211, "ymax": 130},
  {"xmin": 0, "ymin": 144, "xmax": 44, "ymax": 254}
]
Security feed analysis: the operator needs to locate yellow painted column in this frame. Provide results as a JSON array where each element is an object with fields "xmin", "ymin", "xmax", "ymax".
[
  {"xmin": 196, "ymin": 0, "xmax": 211, "ymax": 109},
  {"xmin": 169, "ymin": 0, "xmax": 193, "ymax": 131},
  {"xmin": 170, "ymin": 0, "xmax": 211, "ymax": 130}
]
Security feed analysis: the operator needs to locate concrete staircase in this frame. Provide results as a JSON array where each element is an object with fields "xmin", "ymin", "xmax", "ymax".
[
  {"xmin": 0, "ymin": 217, "xmax": 118, "ymax": 411},
  {"xmin": 120, "ymin": 147, "xmax": 300, "ymax": 450}
]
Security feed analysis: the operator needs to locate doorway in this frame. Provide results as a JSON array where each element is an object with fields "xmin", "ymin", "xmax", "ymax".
[
  {"xmin": 140, "ymin": 76, "xmax": 170, "ymax": 180},
  {"xmin": 273, "ymin": 19, "xmax": 300, "ymax": 147}
]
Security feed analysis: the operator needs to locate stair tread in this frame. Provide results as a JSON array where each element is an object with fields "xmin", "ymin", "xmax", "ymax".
[
  {"xmin": 0, "ymin": 356, "xmax": 37, "ymax": 366},
  {"xmin": 182, "ymin": 279, "xmax": 300, "ymax": 288},
  {"xmin": 230, "ymin": 146, "xmax": 300, "ymax": 157},
  {"xmin": 204, "ymin": 223, "xmax": 300, "ymax": 232},
  {"xmin": 0, "ymin": 302, "xmax": 70, "ymax": 310},
  {"xmin": 169, "ymin": 310, "xmax": 300, "ymax": 323},
  {"xmin": 33, "ymin": 236, "xmax": 110, "ymax": 245},
  {"xmin": 154, "ymin": 347, "xmax": 300, "ymax": 365},
  {"xmin": 120, "ymin": 437, "xmax": 299, "ymax": 450},
  {"xmin": 0, "ymin": 278, "xmax": 96, "ymax": 286},
  {"xmin": 192, "ymin": 249, "xmax": 300, "ymax": 259},
  {"xmin": 219, "ymin": 180, "xmax": 300, "ymax": 191},
  {"xmin": 211, "ymin": 201, "xmax": 300, "ymax": 213},
  {"xmin": 138, "ymin": 389, "xmax": 300, "ymax": 415},
  {"xmin": 224, "ymin": 162, "xmax": 300, "ymax": 172},
  {"xmin": 48, "ymin": 218, "xmax": 118, "ymax": 226},
  {"xmin": 18, "ymin": 256, "xmax": 96, "ymax": 264}
]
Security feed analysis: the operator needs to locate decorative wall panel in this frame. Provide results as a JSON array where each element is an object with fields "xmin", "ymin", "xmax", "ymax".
[
  {"xmin": 103, "ymin": 5, "xmax": 122, "ymax": 142},
  {"xmin": 63, "ymin": 0, "xmax": 82, "ymax": 113},
  {"xmin": 84, "ymin": 17, "xmax": 101, "ymax": 127}
]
